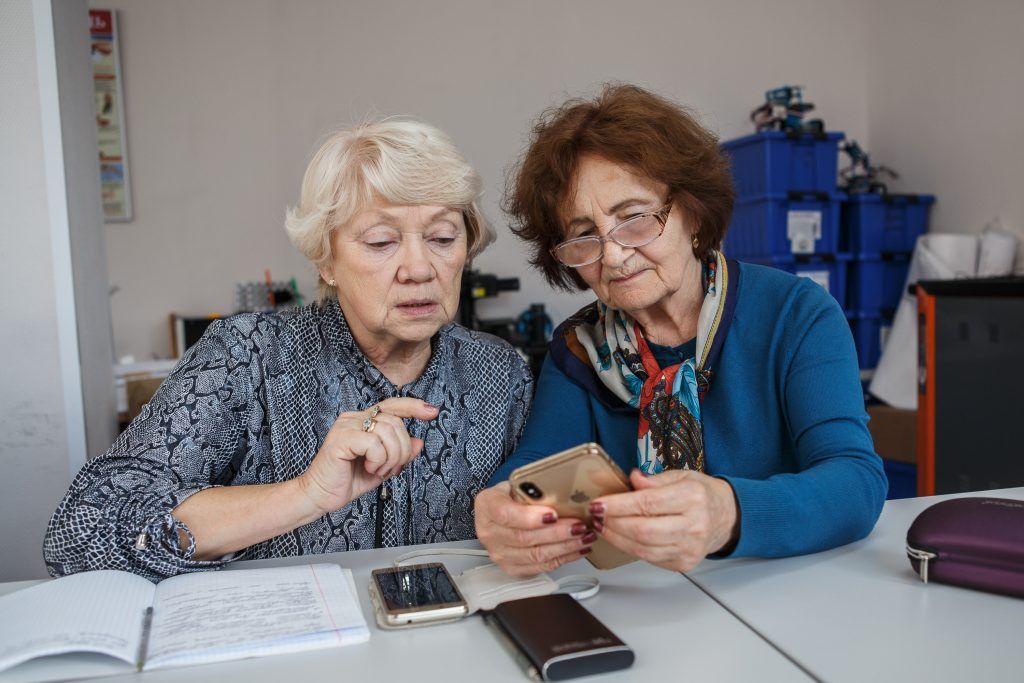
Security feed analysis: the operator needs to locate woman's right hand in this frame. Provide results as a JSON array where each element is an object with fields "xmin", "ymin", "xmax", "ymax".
[
  {"xmin": 297, "ymin": 397, "xmax": 438, "ymax": 515},
  {"xmin": 474, "ymin": 482, "xmax": 597, "ymax": 576}
]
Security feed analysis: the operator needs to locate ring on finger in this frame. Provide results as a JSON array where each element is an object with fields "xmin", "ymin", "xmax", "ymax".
[
  {"xmin": 369, "ymin": 404, "xmax": 382, "ymax": 418},
  {"xmin": 362, "ymin": 417, "xmax": 377, "ymax": 433}
]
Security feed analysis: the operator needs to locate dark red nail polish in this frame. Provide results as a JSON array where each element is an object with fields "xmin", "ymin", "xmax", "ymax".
[
  {"xmin": 542, "ymin": 512, "xmax": 557, "ymax": 524},
  {"xmin": 589, "ymin": 502, "xmax": 605, "ymax": 516},
  {"xmin": 592, "ymin": 518, "xmax": 604, "ymax": 533},
  {"xmin": 579, "ymin": 546, "xmax": 592, "ymax": 556},
  {"xmin": 582, "ymin": 531, "xmax": 598, "ymax": 545},
  {"xmin": 571, "ymin": 522, "xmax": 587, "ymax": 536}
]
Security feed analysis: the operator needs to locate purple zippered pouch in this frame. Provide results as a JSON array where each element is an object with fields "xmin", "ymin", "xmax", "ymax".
[{"xmin": 906, "ymin": 497, "xmax": 1024, "ymax": 599}]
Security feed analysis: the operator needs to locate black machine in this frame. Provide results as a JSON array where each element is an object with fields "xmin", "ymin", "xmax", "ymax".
[
  {"xmin": 839, "ymin": 140, "xmax": 900, "ymax": 195},
  {"xmin": 749, "ymin": 85, "xmax": 825, "ymax": 135},
  {"xmin": 915, "ymin": 277, "xmax": 1024, "ymax": 496},
  {"xmin": 458, "ymin": 270, "xmax": 520, "ymax": 329},
  {"xmin": 459, "ymin": 270, "xmax": 552, "ymax": 378}
]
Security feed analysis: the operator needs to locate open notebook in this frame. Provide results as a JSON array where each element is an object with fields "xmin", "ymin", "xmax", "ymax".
[{"xmin": 0, "ymin": 564, "xmax": 368, "ymax": 680}]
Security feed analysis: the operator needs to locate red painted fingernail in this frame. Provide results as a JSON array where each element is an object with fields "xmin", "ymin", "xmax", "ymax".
[
  {"xmin": 542, "ymin": 513, "xmax": 557, "ymax": 524},
  {"xmin": 571, "ymin": 522, "xmax": 587, "ymax": 536},
  {"xmin": 592, "ymin": 519, "xmax": 604, "ymax": 533},
  {"xmin": 579, "ymin": 546, "xmax": 592, "ymax": 556},
  {"xmin": 589, "ymin": 502, "xmax": 605, "ymax": 515},
  {"xmin": 581, "ymin": 531, "xmax": 598, "ymax": 545}
]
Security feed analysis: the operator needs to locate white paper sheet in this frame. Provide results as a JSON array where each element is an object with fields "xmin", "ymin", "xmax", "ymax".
[
  {"xmin": 869, "ymin": 232, "xmax": 1017, "ymax": 408},
  {"xmin": 978, "ymin": 225, "xmax": 1019, "ymax": 277},
  {"xmin": 145, "ymin": 563, "xmax": 368, "ymax": 670},
  {"xmin": 0, "ymin": 571, "xmax": 153, "ymax": 673}
]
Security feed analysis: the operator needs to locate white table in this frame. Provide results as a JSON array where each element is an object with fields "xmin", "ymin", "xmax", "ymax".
[
  {"xmin": 686, "ymin": 487, "xmax": 1024, "ymax": 682},
  {"xmin": 0, "ymin": 541, "xmax": 809, "ymax": 683}
]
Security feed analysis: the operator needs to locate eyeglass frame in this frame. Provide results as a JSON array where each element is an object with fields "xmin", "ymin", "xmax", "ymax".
[{"xmin": 550, "ymin": 201, "xmax": 674, "ymax": 268}]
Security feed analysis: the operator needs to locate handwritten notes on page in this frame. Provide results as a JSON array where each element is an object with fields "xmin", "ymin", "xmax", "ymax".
[
  {"xmin": 0, "ymin": 562, "xmax": 368, "ymax": 681},
  {"xmin": 145, "ymin": 563, "xmax": 368, "ymax": 669}
]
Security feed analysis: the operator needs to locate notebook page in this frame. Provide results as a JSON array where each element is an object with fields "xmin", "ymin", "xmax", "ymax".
[
  {"xmin": 145, "ymin": 563, "xmax": 368, "ymax": 669},
  {"xmin": 0, "ymin": 571, "xmax": 154, "ymax": 673}
]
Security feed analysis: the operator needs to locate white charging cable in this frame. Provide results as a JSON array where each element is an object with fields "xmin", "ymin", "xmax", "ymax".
[
  {"xmin": 391, "ymin": 548, "xmax": 601, "ymax": 600},
  {"xmin": 393, "ymin": 548, "xmax": 490, "ymax": 565}
]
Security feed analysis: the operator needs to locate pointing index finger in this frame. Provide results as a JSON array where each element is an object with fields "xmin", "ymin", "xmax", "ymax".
[{"xmin": 375, "ymin": 397, "xmax": 439, "ymax": 421}]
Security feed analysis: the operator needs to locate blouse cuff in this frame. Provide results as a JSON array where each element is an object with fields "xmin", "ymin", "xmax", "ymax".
[{"xmin": 131, "ymin": 486, "xmax": 234, "ymax": 569}]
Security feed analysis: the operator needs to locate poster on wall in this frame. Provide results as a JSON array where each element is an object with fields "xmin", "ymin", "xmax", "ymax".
[{"xmin": 89, "ymin": 9, "xmax": 133, "ymax": 222}]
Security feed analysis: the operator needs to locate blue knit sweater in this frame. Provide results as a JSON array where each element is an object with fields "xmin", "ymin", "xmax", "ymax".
[{"xmin": 490, "ymin": 261, "xmax": 887, "ymax": 558}]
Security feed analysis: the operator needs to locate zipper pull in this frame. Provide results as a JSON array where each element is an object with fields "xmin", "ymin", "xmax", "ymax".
[{"xmin": 906, "ymin": 545, "xmax": 937, "ymax": 584}]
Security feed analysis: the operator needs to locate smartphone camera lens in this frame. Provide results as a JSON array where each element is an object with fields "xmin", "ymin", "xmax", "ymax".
[{"xmin": 519, "ymin": 482, "xmax": 544, "ymax": 500}]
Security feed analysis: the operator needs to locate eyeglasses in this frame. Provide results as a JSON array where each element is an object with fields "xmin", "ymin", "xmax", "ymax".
[{"xmin": 551, "ymin": 202, "xmax": 672, "ymax": 268}]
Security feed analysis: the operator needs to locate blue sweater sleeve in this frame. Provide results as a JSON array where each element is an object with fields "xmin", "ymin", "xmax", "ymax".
[
  {"xmin": 719, "ymin": 283, "xmax": 888, "ymax": 558},
  {"xmin": 488, "ymin": 355, "xmax": 600, "ymax": 485}
]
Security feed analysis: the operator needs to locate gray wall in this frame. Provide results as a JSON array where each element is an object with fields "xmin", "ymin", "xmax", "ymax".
[
  {"xmin": 53, "ymin": 0, "xmax": 117, "ymax": 459},
  {"xmin": 92, "ymin": 0, "xmax": 874, "ymax": 360},
  {"xmin": 865, "ymin": 0, "xmax": 1024, "ymax": 265},
  {"xmin": 0, "ymin": 0, "xmax": 113, "ymax": 581},
  {"xmin": 1, "ymin": 0, "xmax": 77, "ymax": 581}
]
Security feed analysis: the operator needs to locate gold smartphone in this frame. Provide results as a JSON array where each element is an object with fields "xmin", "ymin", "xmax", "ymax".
[{"xmin": 509, "ymin": 443, "xmax": 636, "ymax": 570}]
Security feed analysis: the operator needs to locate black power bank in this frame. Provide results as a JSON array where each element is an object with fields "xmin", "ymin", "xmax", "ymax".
[{"xmin": 483, "ymin": 594, "xmax": 634, "ymax": 681}]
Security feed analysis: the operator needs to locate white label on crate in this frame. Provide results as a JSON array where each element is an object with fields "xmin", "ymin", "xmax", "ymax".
[
  {"xmin": 798, "ymin": 269, "xmax": 831, "ymax": 293},
  {"xmin": 787, "ymin": 210, "xmax": 822, "ymax": 254}
]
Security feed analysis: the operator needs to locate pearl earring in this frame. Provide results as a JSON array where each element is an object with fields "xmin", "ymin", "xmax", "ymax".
[{"xmin": 328, "ymin": 279, "xmax": 337, "ymax": 287}]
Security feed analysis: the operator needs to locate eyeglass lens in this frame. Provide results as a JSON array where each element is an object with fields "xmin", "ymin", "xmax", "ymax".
[{"xmin": 555, "ymin": 213, "xmax": 662, "ymax": 266}]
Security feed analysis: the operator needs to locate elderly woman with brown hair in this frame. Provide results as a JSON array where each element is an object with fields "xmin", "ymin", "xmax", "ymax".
[
  {"xmin": 475, "ymin": 85, "xmax": 886, "ymax": 576},
  {"xmin": 45, "ymin": 119, "xmax": 533, "ymax": 581}
]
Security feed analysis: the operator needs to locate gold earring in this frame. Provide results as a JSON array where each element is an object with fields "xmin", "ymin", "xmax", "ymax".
[
  {"xmin": 691, "ymin": 235, "xmax": 699, "ymax": 250},
  {"xmin": 328, "ymin": 279, "xmax": 337, "ymax": 287}
]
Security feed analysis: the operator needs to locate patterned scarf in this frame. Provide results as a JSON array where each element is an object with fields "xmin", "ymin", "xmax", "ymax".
[{"xmin": 548, "ymin": 251, "xmax": 739, "ymax": 474}]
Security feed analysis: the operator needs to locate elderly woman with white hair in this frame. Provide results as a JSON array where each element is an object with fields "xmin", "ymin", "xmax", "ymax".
[{"xmin": 44, "ymin": 120, "xmax": 533, "ymax": 581}]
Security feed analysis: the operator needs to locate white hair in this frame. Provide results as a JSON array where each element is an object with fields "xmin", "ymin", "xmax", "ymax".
[{"xmin": 285, "ymin": 118, "xmax": 495, "ymax": 299}]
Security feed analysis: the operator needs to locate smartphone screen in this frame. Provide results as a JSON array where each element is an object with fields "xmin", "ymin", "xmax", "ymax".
[{"xmin": 373, "ymin": 564, "xmax": 465, "ymax": 613}]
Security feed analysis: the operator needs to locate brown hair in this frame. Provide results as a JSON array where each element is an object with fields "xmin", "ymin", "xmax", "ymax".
[{"xmin": 504, "ymin": 84, "xmax": 735, "ymax": 291}]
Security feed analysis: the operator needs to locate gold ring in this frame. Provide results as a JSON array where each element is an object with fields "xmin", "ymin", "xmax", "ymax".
[
  {"xmin": 362, "ymin": 417, "xmax": 377, "ymax": 433},
  {"xmin": 369, "ymin": 404, "xmax": 382, "ymax": 418}
]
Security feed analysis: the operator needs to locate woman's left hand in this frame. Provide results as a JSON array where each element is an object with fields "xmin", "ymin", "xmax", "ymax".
[{"xmin": 591, "ymin": 469, "xmax": 740, "ymax": 573}]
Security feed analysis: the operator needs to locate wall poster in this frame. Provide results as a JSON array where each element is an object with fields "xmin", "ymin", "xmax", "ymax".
[{"xmin": 89, "ymin": 9, "xmax": 132, "ymax": 222}]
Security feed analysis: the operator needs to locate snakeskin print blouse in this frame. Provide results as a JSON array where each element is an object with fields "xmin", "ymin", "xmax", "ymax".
[{"xmin": 43, "ymin": 299, "xmax": 533, "ymax": 581}]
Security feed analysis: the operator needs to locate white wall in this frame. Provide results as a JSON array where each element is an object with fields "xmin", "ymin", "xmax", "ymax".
[
  {"xmin": 0, "ymin": 0, "xmax": 107, "ymax": 581},
  {"xmin": 865, "ymin": 0, "xmax": 1024, "ymax": 270},
  {"xmin": 94, "ymin": 0, "xmax": 872, "ymax": 360},
  {"xmin": 52, "ymin": 0, "xmax": 118, "ymax": 459}
]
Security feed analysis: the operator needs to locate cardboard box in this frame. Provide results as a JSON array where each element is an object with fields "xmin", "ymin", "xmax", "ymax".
[
  {"xmin": 867, "ymin": 405, "xmax": 916, "ymax": 464},
  {"xmin": 125, "ymin": 375, "xmax": 165, "ymax": 424}
]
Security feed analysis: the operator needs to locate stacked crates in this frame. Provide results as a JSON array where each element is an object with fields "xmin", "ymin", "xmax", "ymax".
[
  {"xmin": 842, "ymin": 194, "xmax": 935, "ymax": 369},
  {"xmin": 721, "ymin": 131, "xmax": 847, "ymax": 307},
  {"xmin": 721, "ymin": 131, "xmax": 936, "ymax": 370}
]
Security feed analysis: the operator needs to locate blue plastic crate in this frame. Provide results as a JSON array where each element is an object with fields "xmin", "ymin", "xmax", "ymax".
[
  {"xmin": 722, "ymin": 131, "xmax": 844, "ymax": 197},
  {"xmin": 848, "ymin": 312, "xmax": 894, "ymax": 369},
  {"xmin": 883, "ymin": 459, "xmax": 916, "ymax": 499},
  {"xmin": 840, "ymin": 193, "xmax": 936, "ymax": 256},
  {"xmin": 847, "ymin": 257, "xmax": 910, "ymax": 316},
  {"xmin": 725, "ymin": 192, "xmax": 844, "ymax": 258},
  {"xmin": 745, "ymin": 255, "xmax": 848, "ymax": 307}
]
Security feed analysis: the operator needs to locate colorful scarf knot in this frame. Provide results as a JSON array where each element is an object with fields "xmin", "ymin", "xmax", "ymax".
[{"xmin": 548, "ymin": 251, "xmax": 738, "ymax": 475}]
